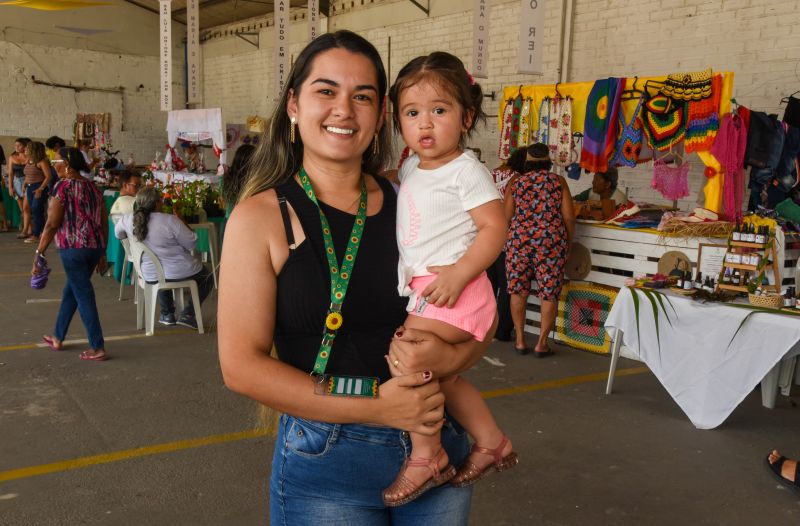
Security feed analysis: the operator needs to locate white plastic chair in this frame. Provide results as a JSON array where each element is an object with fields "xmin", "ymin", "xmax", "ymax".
[
  {"xmin": 111, "ymin": 214, "xmax": 136, "ymax": 302},
  {"xmin": 127, "ymin": 237, "xmax": 205, "ymax": 336}
]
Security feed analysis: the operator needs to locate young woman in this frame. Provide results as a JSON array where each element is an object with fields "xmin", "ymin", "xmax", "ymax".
[
  {"xmin": 23, "ymin": 141, "xmax": 53, "ymax": 243},
  {"xmin": 7, "ymin": 137, "xmax": 31, "ymax": 239},
  {"xmin": 218, "ymin": 31, "xmax": 493, "ymax": 524}
]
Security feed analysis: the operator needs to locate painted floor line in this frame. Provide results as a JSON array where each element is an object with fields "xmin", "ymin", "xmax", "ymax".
[
  {"xmin": 0, "ymin": 271, "xmax": 64, "ymax": 278},
  {"xmin": 0, "ymin": 366, "xmax": 649, "ymax": 483},
  {"xmin": 0, "ymin": 328, "xmax": 201, "ymax": 352}
]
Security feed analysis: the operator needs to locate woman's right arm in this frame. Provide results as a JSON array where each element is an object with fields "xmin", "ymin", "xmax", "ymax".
[
  {"xmin": 503, "ymin": 175, "xmax": 518, "ymax": 222},
  {"xmin": 218, "ymin": 192, "xmax": 446, "ymax": 435}
]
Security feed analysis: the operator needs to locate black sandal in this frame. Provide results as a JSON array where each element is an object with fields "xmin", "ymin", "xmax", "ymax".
[{"xmin": 765, "ymin": 453, "xmax": 800, "ymax": 494}]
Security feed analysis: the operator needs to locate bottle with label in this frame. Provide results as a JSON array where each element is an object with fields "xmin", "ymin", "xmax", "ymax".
[
  {"xmin": 694, "ymin": 271, "xmax": 703, "ymax": 289},
  {"xmin": 722, "ymin": 268, "xmax": 732, "ymax": 284},
  {"xmin": 732, "ymin": 222, "xmax": 741, "ymax": 242},
  {"xmin": 755, "ymin": 226, "xmax": 766, "ymax": 245},
  {"xmin": 683, "ymin": 270, "xmax": 693, "ymax": 290},
  {"xmin": 747, "ymin": 224, "xmax": 757, "ymax": 243},
  {"xmin": 732, "ymin": 270, "xmax": 741, "ymax": 286}
]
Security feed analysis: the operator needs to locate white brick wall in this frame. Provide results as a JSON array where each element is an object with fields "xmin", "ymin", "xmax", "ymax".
[
  {"xmin": 0, "ymin": 40, "xmax": 186, "ymax": 166},
  {"xmin": 201, "ymin": 0, "xmax": 800, "ymax": 209}
]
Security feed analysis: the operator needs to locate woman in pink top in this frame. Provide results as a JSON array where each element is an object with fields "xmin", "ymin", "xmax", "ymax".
[{"xmin": 32, "ymin": 147, "xmax": 109, "ymax": 361}]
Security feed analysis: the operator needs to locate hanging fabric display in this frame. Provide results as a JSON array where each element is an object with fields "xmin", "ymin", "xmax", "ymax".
[
  {"xmin": 711, "ymin": 110, "xmax": 747, "ymax": 221},
  {"xmin": 548, "ymin": 96, "xmax": 573, "ymax": 166},
  {"xmin": 651, "ymin": 155, "xmax": 690, "ymax": 200},
  {"xmin": 498, "ymin": 97, "xmax": 515, "ymax": 160},
  {"xmin": 660, "ymin": 68, "xmax": 713, "ymax": 101},
  {"xmin": 611, "ymin": 94, "xmax": 645, "ymax": 168},
  {"xmin": 643, "ymin": 95, "xmax": 687, "ymax": 152},
  {"xmin": 580, "ymin": 77, "xmax": 623, "ymax": 173},
  {"xmin": 684, "ymin": 74, "xmax": 722, "ymax": 153},
  {"xmin": 508, "ymin": 92, "xmax": 524, "ymax": 154},
  {"xmin": 532, "ymin": 97, "xmax": 550, "ymax": 145},
  {"xmin": 517, "ymin": 97, "xmax": 532, "ymax": 147}
]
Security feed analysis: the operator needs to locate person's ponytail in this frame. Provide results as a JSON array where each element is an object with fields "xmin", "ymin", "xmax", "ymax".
[{"xmin": 132, "ymin": 187, "xmax": 160, "ymax": 241}]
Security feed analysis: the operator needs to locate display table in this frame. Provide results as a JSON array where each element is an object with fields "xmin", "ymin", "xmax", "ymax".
[
  {"xmin": 152, "ymin": 170, "xmax": 220, "ymax": 186},
  {"xmin": 604, "ymin": 287, "xmax": 800, "ymax": 429}
]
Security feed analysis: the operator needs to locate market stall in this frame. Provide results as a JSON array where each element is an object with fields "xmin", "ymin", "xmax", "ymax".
[{"xmin": 499, "ymin": 68, "xmax": 800, "ymax": 357}]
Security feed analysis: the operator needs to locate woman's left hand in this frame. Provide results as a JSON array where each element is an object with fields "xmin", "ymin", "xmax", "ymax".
[
  {"xmin": 388, "ymin": 326, "xmax": 450, "ymax": 377},
  {"xmin": 95, "ymin": 255, "xmax": 108, "ymax": 275}
]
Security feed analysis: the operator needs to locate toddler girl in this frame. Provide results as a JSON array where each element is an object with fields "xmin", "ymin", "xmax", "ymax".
[{"xmin": 383, "ymin": 52, "xmax": 517, "ymax": 507}]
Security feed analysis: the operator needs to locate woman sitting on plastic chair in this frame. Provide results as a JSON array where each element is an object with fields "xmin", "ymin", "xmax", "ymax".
[{"xmin": 114, "ymin": 187, "xmax": 213, "ymax": 329}]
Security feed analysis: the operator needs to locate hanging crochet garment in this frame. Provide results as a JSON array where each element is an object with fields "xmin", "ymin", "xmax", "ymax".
[
  {"xmin": 517, "ymin": 97, "xmax": 533, "ymax": 147},
  {"xmin": 549, "ymin": 96, "xmax": 574, "ymax": 167},
  {"xmin": 498, "ymin": 98, "xmax": 514, "ymax": 160},
  {"xmin": 643, "ymin": 96, "xmax": 687, "ymax": 152},
  {"xmin": 580, "ymin": 78, "xmax": 623, "ymax": 173},
  {"xmin": 508, "ymin": 93, "xmax": 524, "ymax": 155},
  {"xmin": 533, "ymin": 97, "xmax": 551, "ymax": 145},
  {"xmin": 612, "ymin": 95, "xmax": 645, "ymax": 168},
  {"xmin": 684, "ymin": 74, "xmax": 722, "ymax": 153},
  {"xmin": 711, "ymin": 111, "xmax": 747, "ymax": 221},
  {"xmin": 660, "ymin": 68, "xmax": 713, "ymax": 101},
  {"xmin": 651, "ymin": 157, "xmax": 690, "ymax": 200}
]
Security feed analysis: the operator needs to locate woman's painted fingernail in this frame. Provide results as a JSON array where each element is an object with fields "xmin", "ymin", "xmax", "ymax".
[{"xmin": 422, "ymin": 371, "xmax": 432, "ymax": 380}]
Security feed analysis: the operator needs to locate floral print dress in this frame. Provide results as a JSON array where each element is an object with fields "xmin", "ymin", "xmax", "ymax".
[{"xmin": 505, "ymin": 169, "xmax": 568, "ymax": 301}]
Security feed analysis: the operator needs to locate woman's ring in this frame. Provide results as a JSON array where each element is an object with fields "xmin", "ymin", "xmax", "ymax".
[{"xmin": 393, "ymin": 359, "xmax": 400, "ymax": 367}]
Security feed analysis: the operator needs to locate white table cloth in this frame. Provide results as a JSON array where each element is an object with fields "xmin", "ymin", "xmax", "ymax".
[
  {"xmin": 605, "ymin": 287, "xmax": 800, "ymax": 429},
  {"xmin": 152, "ymin": 170, "xmax": 220, "ymax": 186}
]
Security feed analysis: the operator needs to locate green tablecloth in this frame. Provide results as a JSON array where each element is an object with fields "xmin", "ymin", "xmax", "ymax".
[
  {"xmin": 107, "ymin": 217, "xmax": 133, "ymax": 284},
  {"xmin": 103, "ymin": 191, "xmax": 120, "ymax": 214},
  {"xmin": 193, "ymin": 217, "xmax": 226, "ymax": 253},
  {"xmin": 2, "ymin": 184, "xmax": 21, "ymax": 228}
]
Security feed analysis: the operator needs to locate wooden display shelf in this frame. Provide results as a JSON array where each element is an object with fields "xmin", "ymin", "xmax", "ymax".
[
  {"xmin": 730, "ymin": 240, "xmax": 767, "ymax": 248},
  {"xmin": 723, "ymin": 262, "xmax": 758, "ymax": 270},
  {"xmin": 718, "ymin": 284, "xmax": 748, "ymax": 292}
]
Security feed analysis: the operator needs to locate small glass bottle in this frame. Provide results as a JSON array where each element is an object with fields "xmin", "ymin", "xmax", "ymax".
[
  {"xmin": 683, "ymin": 270, "xmax": 693, "ymax": 290},
  {"xmin": 732, "ymin": 270, "xmax": 741, "ymax": 286},
  {"xmin": 732, "ymin": 222, "xmax": 741, "ymax": 242},
  {"xmin": 722, "ymin": 268, "xmax": 732, "ymax": 284},
  {"xmin": 747, "ymin": 224, "xmax": 757, "ymax": 243},
  {"xmin": 755, "ymin": 226, "xmax": 766, "ymax": 245}
]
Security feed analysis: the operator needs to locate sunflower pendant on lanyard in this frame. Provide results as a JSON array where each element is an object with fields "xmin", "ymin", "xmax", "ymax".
[{"xmin": 298, "ymin": 168, "xmax": 379, "ymax": 398}]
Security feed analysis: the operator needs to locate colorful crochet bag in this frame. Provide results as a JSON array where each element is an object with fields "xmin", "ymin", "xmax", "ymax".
[{"xmin": 643, "ymin": 95, "xmax": 687, "ymax": 152}]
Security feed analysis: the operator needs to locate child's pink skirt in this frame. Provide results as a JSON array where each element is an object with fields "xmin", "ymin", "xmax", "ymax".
[{"xmin": 407, "ymin": 272, "xmax": 496, "ymax": 342}]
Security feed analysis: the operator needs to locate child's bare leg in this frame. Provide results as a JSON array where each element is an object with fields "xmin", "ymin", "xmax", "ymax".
[{"xmin": 390, "ymin": 314, "xmax": 473, "ymax": 488}]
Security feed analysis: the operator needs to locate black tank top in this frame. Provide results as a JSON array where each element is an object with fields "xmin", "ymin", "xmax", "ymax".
[{"xmin": 274, "ymin": 176, "xmax": 407, "ymax": 383}]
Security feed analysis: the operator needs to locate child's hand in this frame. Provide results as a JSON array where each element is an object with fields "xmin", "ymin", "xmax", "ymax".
[{"xmin": 421, "ymin": 265, "xmax": 470, "ymax": 308}]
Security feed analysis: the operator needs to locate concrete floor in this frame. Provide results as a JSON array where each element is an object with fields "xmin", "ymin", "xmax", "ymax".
[{"xmin": 1, "ymin": 232, "xmax": 800, "ymax": 526}]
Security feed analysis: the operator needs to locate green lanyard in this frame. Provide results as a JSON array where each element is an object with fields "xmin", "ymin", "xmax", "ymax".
[{"xmin": 298, "ymin": 167, "xmax": 368, "ymax": 377}]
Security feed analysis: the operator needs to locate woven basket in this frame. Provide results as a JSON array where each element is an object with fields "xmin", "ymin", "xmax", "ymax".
[{"xmin": 748, "ymin": 293, "xmax": 783, "ymax": 309}]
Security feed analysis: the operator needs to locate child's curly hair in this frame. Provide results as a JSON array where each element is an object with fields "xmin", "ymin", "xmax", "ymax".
[{"xmin": 389, "ymin": 51, "xmax": 487, "ymax": 147}]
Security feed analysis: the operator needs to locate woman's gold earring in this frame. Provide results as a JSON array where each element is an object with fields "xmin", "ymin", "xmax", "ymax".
[
  {"xmin": 290, "ymin": 117, "xmax": 296, "ymax": 144},
  {"xmin": 372, "ymin": 133, "xmax": 379, "ymax": 155}
]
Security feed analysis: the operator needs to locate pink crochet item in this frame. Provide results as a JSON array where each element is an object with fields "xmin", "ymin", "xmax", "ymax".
[
  {"xmin": 651, "ymin": 158, "xmax": 690, "ymax": 200},
  {"xmin": 711, "ymin": 112, "xmax": 747, "ymax": 221}
]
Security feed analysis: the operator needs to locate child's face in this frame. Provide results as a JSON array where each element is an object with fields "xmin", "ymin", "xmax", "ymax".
[{"xmin": 397, "ymin": 80, "xmax": 471, "ymax": 169}]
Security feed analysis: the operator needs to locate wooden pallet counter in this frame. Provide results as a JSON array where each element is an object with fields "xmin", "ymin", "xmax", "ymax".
[{"xmin": 523, "ymin": 222, "xmax": 800, "ymax": 354}]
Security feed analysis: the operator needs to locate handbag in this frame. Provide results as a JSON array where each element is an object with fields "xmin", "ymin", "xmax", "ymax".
[{"xmin": 30, "ymin": 253, "xmax": 51, "ymax": 290}]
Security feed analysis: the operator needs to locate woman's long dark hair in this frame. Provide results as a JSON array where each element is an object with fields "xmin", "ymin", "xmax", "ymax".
[
  {"xmin": 58, "ymin": 147, "xmax": 89, "ymax": 173},
  {"xmin": 132, "ymin": 187, "xmax": 160, "ymax": 241},
  {"xmin": 240, "ymin": 30, "xmax": 391, "ymax": 201}
]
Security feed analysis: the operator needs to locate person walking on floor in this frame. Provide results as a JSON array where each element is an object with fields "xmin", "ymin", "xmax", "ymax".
[{"xmin": 33, "ymin": 147, "xmax": 108, "ymax": 361}]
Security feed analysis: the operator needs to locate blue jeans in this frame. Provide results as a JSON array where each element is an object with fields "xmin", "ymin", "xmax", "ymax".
[
  {"xmin": 152, "ymin": 267, "xmax": 213, "ymax": 317},
  {"xmin": 270, "ymin": 415, "xmax": 472, "ymax": 525},
  {"xmin": 55, "ymin": 248, "xmax": 105, "ymax": 349},
  {"xmin": 25, "ymin": 183, "xmax": 48, "ymax": 236}
]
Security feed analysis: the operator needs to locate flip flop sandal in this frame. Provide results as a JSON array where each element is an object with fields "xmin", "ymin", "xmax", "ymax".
[
  {"xmin": 42, "ymin": 336, "xmax": 63, "ymax": 352},
  {"xmin": 765, "ymin": 454, "xmax": 800, "ymax": 494},
  {"xmin": 79, "ymin": 350, "xmax": 108, "ymax": 362},
  {"xmin": 534, "ymin": 349, "xmax": 555, "ymax": 358},
  {"xmin": 514, "ymin": 346, "xmax": 532, "ymax": 356}
]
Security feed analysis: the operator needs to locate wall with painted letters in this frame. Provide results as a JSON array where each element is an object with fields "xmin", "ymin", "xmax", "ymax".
[
  {"xmin": 202, "ymin": 0, "xmax": 800, "ymax": 210},
  {"xmin": 0, "ymin": 3, "xmax": 187, "ymax": 165}
]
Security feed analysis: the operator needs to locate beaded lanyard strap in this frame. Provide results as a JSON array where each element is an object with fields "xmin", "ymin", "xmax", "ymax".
[{"xmin": 298, "ymin": 168, "xmax": 378, "ymax": 398}]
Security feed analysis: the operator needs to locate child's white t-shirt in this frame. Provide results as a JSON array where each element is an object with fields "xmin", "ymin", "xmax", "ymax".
[{"xmin": 396, "ymin": 150, "xmax": 500, "ymax": 303}]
